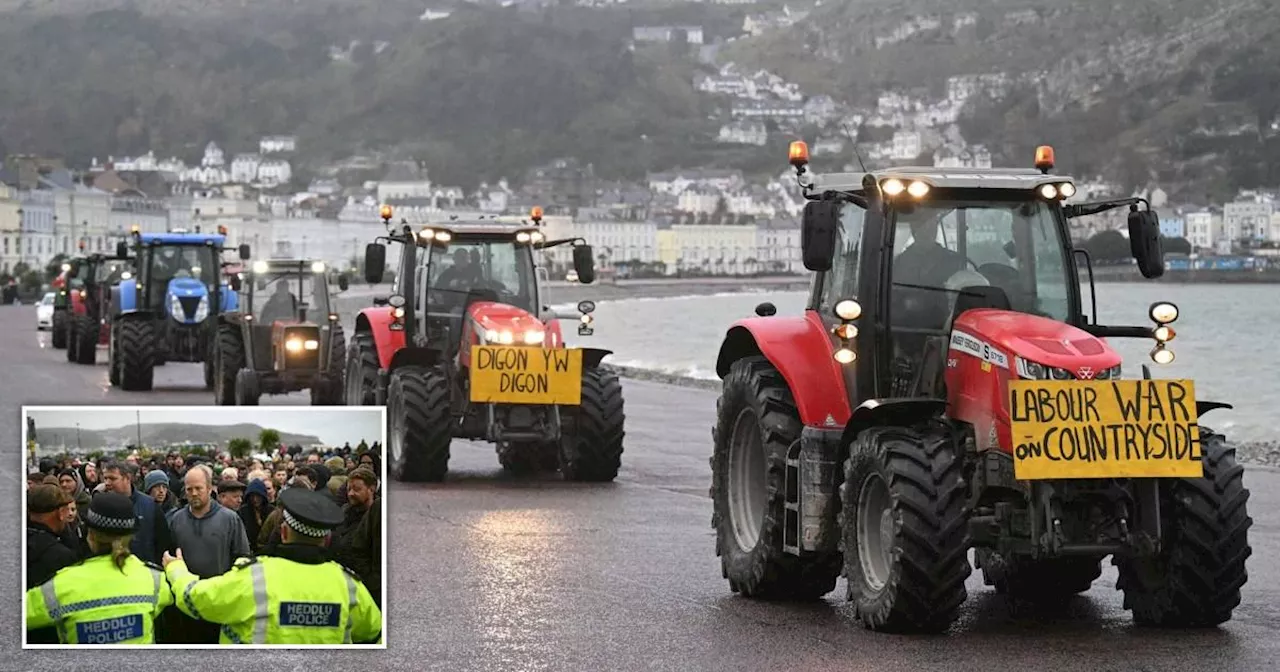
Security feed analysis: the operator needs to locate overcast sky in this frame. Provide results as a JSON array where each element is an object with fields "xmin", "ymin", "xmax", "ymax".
[{"xmin": 25, "ymin": 407, "xmax": 384, "ymax": 445}]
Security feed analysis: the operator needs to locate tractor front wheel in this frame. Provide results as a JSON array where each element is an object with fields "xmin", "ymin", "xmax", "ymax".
[
  {"xmin": 1115, "ymin": 430, "xmax": 1251, "ymax": 627},
  {"xmin": 711, "ymin": 356, "xmax": 841, "ymax": 600},
  {"xmin": 841, "ymin": 424, "xmax": 970, "ymax": 633},
  {"xmin": 345, "ymin": 332, "xmax": 379, "ymax": 405},
  {"xmin": 115, "ymin": 319, "xmax": 155, "ymax": 391},
  {"xmin": 65, "ymin": 317, "xmax": 79, "ymax": 362},
  {"xmin": 388, "ymin": 365, "xmax": 451, "ymax": 481},
  {"xmin": 73, "ymin": 314, "xmax": 97, "ymax": 365},
  {"xmin": 559, "ymin": 366, "xmax": 625, "ymax": 482},
  {"xmin": 234, "ymin": 369, "xmax": 261, "ymax": 405},
  {"xmin": 214, "ymin": 325, "xmax": 243, "ymax": 406},
  {"xmin": 311, "ymin": 325, "xmax": 347, "ymax": 405},
  {"xmin": 51, "ymin": 311, "xmax": 67, "ymax": 349}
]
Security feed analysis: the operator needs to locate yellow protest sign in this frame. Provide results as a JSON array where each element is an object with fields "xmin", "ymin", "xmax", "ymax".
[
  {"xmin": 469, "ymin": 345, "xmax": 583, "ymax": 405},
  {"xmin": 1008, "ymin": 379, "xmax": 1202, "ymax": 480}
]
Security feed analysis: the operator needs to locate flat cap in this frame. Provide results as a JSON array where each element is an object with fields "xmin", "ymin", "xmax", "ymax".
[
  {"xmin": 28, "ymin": 484, "xmax": 73, "ymax": 514},
  {"xmin": 279, "ymin": 487, "xmax": 343, "ymax": 537},
  {"xmin": 217, "ymin": 480, "xmax": 247, "ymax": 492}
]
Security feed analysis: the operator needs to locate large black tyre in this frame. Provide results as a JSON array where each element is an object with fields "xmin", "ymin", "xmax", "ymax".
[
  {"xmin": 841, "ymin": 424, "xmax": 971, "ymax": 633},
  {"xmin": 344, "ymin": 332, "xmax": 379, "ymax": 405},
  {"xmin": 65, "ymin": 316, "xmax": 79, "ymax": 362},
  {"xmin": 559, "ymin": 366, "xmax": 625, "ymax": 482},
  {"xmin": 711, "ymin": 356, "xmax": 841, "ymax": 600},
  {"xmin": 115, "ymin": 319, "xmax": 155, "ymax": 391},
  {"xmin": 73, "ymin": 313, "xmax": 97, "ymax": 365},
  {"xmin": 387, "ymin": 365, "xmax": 451, "ymax": 482},
  {"xmin": 51, "ymin": 310, "xmax": 67, "ymax": 349},
  {"xmin": 235, "ymin": 369, "xmax": 261, "ymax": 405},
  {"xmin": 214, "ymin": 324, "xmax": 243, "ymax": 406},
  {"xmin": 1115, "ymin": 430, "xmax": 1251, "ymax": 627},
  {"xmin": 311, "ymin": 325, "xmax": 347, "ymax": 405}
]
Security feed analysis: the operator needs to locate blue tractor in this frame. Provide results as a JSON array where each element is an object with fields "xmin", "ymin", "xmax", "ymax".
[{"xmin": 108, "ymin": 229, "xmax": 250, "ymax": 391}]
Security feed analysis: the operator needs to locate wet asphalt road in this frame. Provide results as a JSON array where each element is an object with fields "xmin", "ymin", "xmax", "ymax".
[{"xmin": 1, "ymin": 303, "xmax": 1280, "ymax": 671}]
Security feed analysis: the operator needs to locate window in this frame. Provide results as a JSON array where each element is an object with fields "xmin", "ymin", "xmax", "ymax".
[
  {"xmin": 819, "ymin": 203, "xmax": 867, "ymax": 313},
  {"xmin": 426, "ymin": 240, "xmax": 536, "ymax": 313}
]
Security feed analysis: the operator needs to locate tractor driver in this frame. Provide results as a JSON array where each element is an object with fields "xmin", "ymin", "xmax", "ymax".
[
  {"xmin": 890, "ymin": 210, "xmax": 969, "ymax": 363},
  {"xmin": 259, "ymin": 279, "xmax": 297, "ymax": 323}
]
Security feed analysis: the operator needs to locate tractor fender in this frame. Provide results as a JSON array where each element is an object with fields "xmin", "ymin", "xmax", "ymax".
[
  {"xmin": 580, "ymin": 347, "xmax": 612, "ymax": 369},
  {"xmin": 1197, "ymin": 400, "xmax": 1232, "ymax": 418},
  {"xmin": 355, "ymin": 306, "xmax": 405, "ymax": 370},
  {"xmin": 838, "ymin": 398, "xmax": 948, "ymax": 450},
  {"xmin": 115, "ymin": 278, "xmax": 139, "ymax": 313},
  {"xmin": 388, "ymin": 346, "xmax": 443, "ymax": 373},
  {"xmin": 715, "ymin": 314, "xmax": 852, "ymax": 428},
  {"xmin": 220, "ymin": 285, "xmax": 239, "ymax": 313}
]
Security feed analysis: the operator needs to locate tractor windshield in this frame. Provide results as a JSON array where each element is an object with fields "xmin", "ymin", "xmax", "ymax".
[
  {"xmin": 145, "ymin": 245, "xmax": 217, "ymax": 288},
  {"xmin": 425, "ymin": 238, "xmax": 537, "ymax": 313},
  {"xmin": 96, "ymin": 260, "xmax": 130, "ymax": 285},
  {"xmin": 251, "ymin": 269, "xmax": 329, "ymax": 323},
  {"xmin": 889, "ymin": 197, "xmax": 1073, "ymax": 329}
]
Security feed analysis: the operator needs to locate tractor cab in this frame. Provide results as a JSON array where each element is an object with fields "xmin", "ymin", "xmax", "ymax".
[
  {"xmin": 65, "ymin": 250, "xmax": 135, "ymax": 365},
  {"xmin": 213, "ymin": 259, "xmax": 349, "ymax": 405}
]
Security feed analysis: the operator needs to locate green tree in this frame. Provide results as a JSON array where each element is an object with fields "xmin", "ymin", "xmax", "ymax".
[
  {"xmin": 228, "ymin": 437, "xmax": 253, "ymax": 459},
  {"xmin": 258, "ymin": 428, "xmax": 281, "ymax": 454}
]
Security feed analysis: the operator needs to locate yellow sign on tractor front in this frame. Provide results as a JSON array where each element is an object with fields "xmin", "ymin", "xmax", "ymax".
[
  {"xmin": 1008, "ymin": 379, "xmax": 1203, "ymax": 480},
  {"xmin": 469, "ymin": 345, "xmax": 583, "ymax": 405}
]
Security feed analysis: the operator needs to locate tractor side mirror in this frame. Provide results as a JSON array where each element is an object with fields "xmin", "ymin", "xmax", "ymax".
[
  {"xmin": 801, "ymin": 201, "xmax": 839, "ymax": 272},
  {"xmin": 239, "ymin": 244, "xmax": 251, "ymax": 261},
  {"xmin": 228, "ymin": 274, "xmax": 241, "ymax": 292},
  {"xmin": 573, "ymin": 244, "xmax": 596, "ymax": 285},
  {"xmin": 1128, "ymin": 209, "xmax": 1165, "ymax": 279},
  {"xmin": 338, "ymin": 273, "xmax": 349, "ymax": 291},
  {"xmin": 116, "ymin": 242, "xmax": 128, "ymax": 258},
  {"xmin": 364, "ymin": 243, "xmax": 386, "ymax": 284}
]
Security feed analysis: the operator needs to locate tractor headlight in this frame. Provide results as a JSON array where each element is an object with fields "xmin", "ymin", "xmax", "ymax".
[
  {"xmin": 523, "ymin": 329, "xmax": 545, "ymax": 345},
  {"xmin": 311, "ymin": 261, "xmax": 326, "ymax": 273},
  {"xmin": 497, "ymin": 330, "xmax": 515, "ymax": 344},
  {"xmin": 833, "ymin": 299, "xmax": 862, "ymax": 321},
  {"xmin": 194, "ymin": 296, "xmax": 209, "ymax": 322},
  {"xmin": 1096, "ymin": 364, "xmax": 1123, "ymax": 380},
  {"xmin": 303, "ymin": 339, "xmax": 319, "ymax": 350},
  {"xmin": 1016, "ymin": 358, "xmax": 1069, "ymax": 380},
  {"xmin": 286, "ymin": 339, "xmax": 303, "ymax": 352},
  {"xmin": 169, "ymin": 294, "xmax": 183, "ymax": 320}
]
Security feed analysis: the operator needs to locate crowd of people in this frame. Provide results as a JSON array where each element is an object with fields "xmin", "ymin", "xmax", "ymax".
[{"xmin": 26, "ymin": 441, "xmax": 384, "ymax": 644}]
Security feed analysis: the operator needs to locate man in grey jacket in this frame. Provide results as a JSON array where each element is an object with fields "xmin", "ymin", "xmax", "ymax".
[{"xmin": 165, "ymin": 463, "xmax": 252, "ymax": 643}]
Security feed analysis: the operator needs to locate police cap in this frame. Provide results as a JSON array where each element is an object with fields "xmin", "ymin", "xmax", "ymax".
[
  {"xmin": 278, "ymin": 487, "xmax": 343, "ymax": 537},
  {"xmin": 85, "ymin": 491, "xmax": 138, "ymax": 533}
]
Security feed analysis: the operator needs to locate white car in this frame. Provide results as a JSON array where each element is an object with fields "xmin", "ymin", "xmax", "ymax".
[{"xmin": 35, "ymin": 292, "xmax": 56, "ymax": 330}]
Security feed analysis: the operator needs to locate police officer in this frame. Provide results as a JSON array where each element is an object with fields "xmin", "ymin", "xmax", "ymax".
[
  {"xmin": 26, "ymin": 492, "xmax": 174, "ymax": 644},
  {"xmin": 162, "ymin": 487, "xmax": 382, "ymax": 645}
]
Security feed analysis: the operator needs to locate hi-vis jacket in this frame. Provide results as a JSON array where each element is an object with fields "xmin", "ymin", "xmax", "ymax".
[
  {"xmin": 26, "ymin": 554, "xmax": 174, "ymax": 644},
  {"xmin": 166, "ymin": 553, "xmax": 382, "ymax": 645}
]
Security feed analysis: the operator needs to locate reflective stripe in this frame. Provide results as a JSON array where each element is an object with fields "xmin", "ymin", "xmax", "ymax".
[
  {"xmin": 250, "ymin": 562, "xmax": 269, "ymax": 644},
  {"xmin": 51, "ymin": 595, "xmax": 156, "ymax": 619},
  {"xmin": 342, "ymin": 574, "xmax": 357, "ymax": 644},
  {"xmin": 40, "ymin": 578, "xmax": 66, "ymax": 644},
  {"xmin": 221, "ymin": 624, "xmax": 244, "ymax": 644},
  {"xmin": 183, "ymin": 581, "xmax": 204, "ymax": 621},
  {"xmin": 150, "ymin": 568, "xmax": 163, "ymax": 610}
]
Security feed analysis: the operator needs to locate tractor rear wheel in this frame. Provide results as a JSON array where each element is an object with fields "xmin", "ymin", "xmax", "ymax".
[
  {"xmin": 841, "ymin": 423, "xmax": 970, "ymax": 633},
  {"xmin": 73, "ymin": 313, "xmax": 97, "ymax": 365},
  {"xmin": 711, "ymin": 356, "xmax": 841, "ymax": 600},
  {"xmin": 214, "ymin": 325, "xmax": 243, "ymax": 406},
  {"xmin": 388, "ymin": 365, "xmax": 451, "ymax": 481},
  {"xmin": 235, "ymin": 369, "xmax": 261, "ymax": 405},
  {"xmin": 115, "ymin": 319, "xmax": 155, "ymax": 391},
  {"xmin": 1115, "ymin": 430, "xmax": 1251, "ymax": 627},
  {"xmin": 51, "ymin": 311, "xmax": 67, "ymax": 349},
  {"xmin": 311, "ymin": 325, "xmax": 347, "ymax": 405},
  {"xmin": 559, "ymin": 366, "xmax": 625, "ymax": 482},
  {"xmin": 345, "ymin": 332, "xmax": 379, "ymax": 405}
]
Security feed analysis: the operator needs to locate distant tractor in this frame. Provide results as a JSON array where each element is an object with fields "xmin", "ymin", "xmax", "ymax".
[
  {"xmin": 710, "ymin": 142, "xmax": 1250, "ymax": 632},
  {"xmin": 66, "ymin": 252, "xmax": 134, "ymax": 365},
  {"xmin": 108, "ymin": 227, "xmax": 249, "ymax": 391},
  {"xmin": 348, "ymin": 205, "xmax": 625, "ymax": 482},
  {"xmin": 213, "ymin": 258, "xmax": 351, "ymax": 405},
  {"xmin": 48, "ymin": 259, "xmax": 82, "ymax": 349}
]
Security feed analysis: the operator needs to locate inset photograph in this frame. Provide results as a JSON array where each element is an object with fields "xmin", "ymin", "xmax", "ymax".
[{"xmin": 22, "ymin": 406, "xmax": 386, "ymax": 648}]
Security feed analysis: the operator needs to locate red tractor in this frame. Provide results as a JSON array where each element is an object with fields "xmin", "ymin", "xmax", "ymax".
[
  {"xmin": 348, "ymin": 206, "xmax": 625, "ymax": 482},
  {"xmin": 48, "ymin": 260, "xmax": 80, "ymax": 350},
  {"xmin": 65, "ymin": 252, "xmax": 134, "ymax": 365},
  {"xmin": 710, "ymin": 142, "xmax": 1250, "ymax": 632}
]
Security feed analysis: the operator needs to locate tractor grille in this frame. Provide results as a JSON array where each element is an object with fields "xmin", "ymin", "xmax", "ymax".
[
  {"xmin": 283, "ymin": 326, "xmax": 320, "ymax": 369},
  {"xmin": 178, "ymin": 296, "xmax": 202, "ymax": 319}
]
